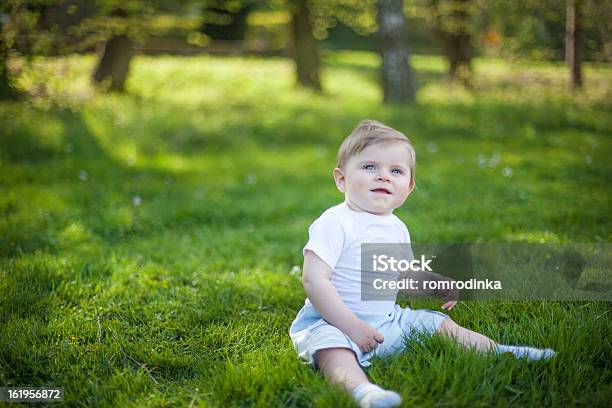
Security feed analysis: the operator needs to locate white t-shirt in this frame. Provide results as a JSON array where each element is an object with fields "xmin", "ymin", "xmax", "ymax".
[{"xmin": 303, "ymin": 201, "xmax": 411, "ymax": 316}]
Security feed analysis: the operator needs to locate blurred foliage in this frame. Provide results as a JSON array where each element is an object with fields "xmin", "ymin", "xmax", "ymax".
[
  {"xmin": 414, "ymin": 0, "xmax": 475, "ymax": 37},
  {"xmin": 1, "ymin": 1, "xmax": 46, "ymax": 54},
  {"xmin": 475, "ymin": 0, "xmax": 610, "ymax": 62},
  {"xmin": 3, "ymin": 0, "xmax": 610, "ymax": 61},
  {"xmin": 409, "ymin": 0, "xmax": 611, "ymax": 62},
  {"xmin": 2, "ymin": 0, "xmax": 199, "ymax": 56},
  {"xmin": 67, "ymin": 1, "xmax": 198, "ymax": 51},
  {"xmin": 413, "ymin": 0, "xmax": 474, "ymax": 83},
  {"xmin": 309, "ymin": 0, "xmax": 377, "ymax": 39}
]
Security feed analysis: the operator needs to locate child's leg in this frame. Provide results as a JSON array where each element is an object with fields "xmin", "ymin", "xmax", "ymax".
[
  {"xmin": 437, "ymin": 317, "xmax": 497, "ymax": 352},
  {"xmin": 436, "ymin": 317, "xmax": 555, "ymax": 360},
  {"xmin": 315, "ymin": 348, "xmax": 401, "ymax": 408},
  {"xmin": 315, "ymin": 347, "xmax": 369, "ymax": 392}
]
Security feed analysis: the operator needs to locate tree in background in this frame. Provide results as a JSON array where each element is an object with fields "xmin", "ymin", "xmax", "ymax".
[
  {"xmin": 0, "ymin": 7, "xmax": 18, "ymax": 100},
  {"xmin": 195, "ymin": 0, "xmax": 322, "ymax": 90},
  {"xmin": 476, "ymin": 0, "xmax": 565, "ymax": 60},
  {"xmin": 565, "ymin": 0, "xmax": 583, "ymax": 91},
  {"xmin": 91, "ymin": 7, "xmax": 134, "ymax": 92},
  {"xmin": 289, "ymin": 0, "xmax": 321, "ymax": 90},
  {"xmin": 308, "ymin": 0, "xmax": 416, "ymax": 101},
  {"xmin": 420, "ymin": 0, "xmax": 474, "ymax": 84},
  {"xmin": 2, "ymin": 0, "xmax": 142, "ymax": 93},
  {"xmin": 478, "ymin": 0, "xmax": 609, "ymax": 64},
  {"xmin": 1, "ymin": 0, "xmax": 135, "ymax": 93},
  {"xmin": 308, "ymin": 0, "xmax": 377, "ymax": 42},
  {"xmin": 378, "ymin": 0, "xmax": 416, "ymax": 103},
  {"xmin": 80, "ymin": 0, "xmax": 193, "ymax": 92},
  {"xmin": 0, "ymin": 1, "xmax": 45, "ymax": 99},
  {"xmin": 200, "ymin": 0, "xmax": 252, "ymax": 41}
]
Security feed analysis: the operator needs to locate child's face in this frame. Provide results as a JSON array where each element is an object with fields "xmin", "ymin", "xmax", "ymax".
[{"xmin": 333, "ymin": 142, "xmax": 414, "ymax": 216}]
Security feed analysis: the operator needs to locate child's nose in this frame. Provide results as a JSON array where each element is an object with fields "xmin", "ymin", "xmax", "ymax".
[{"xmin": 376, "ymin": 170, "xmax": 391, "ymax": 181}]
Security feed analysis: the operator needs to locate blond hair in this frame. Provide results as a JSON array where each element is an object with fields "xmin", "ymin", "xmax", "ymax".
[{"xmin": 336, "ymin": 120, "xmax": 416, "ymax": 188}]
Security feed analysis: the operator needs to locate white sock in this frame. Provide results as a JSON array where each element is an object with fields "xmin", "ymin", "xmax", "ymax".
[
  {"xmin": 352, "ymin": 383, "xmax": 401, "ymax": 408},
  {"xmin": 497, "ymin": 344, "xmax": 556, "ymax": 361}
]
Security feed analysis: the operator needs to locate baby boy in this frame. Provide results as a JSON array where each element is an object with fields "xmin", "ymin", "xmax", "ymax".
[{"xmin": 289, "ymin": 120, "xmax": 555, "ymax": 408}]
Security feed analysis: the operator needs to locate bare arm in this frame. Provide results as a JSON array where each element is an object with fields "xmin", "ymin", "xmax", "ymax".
[{"xmin": 302, "ymin": 250, "xmax": 384, "ymax": 352}]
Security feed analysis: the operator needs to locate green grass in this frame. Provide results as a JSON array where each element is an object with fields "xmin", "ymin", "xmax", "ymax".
[{"xmin": 1, "ymin": 51, "xmax": 611, "ymax": 406}]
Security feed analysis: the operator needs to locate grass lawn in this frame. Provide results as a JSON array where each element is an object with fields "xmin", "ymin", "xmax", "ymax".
[{"xmin": 1, "ymin": 51, "xmax": 611, "ymax": 406}]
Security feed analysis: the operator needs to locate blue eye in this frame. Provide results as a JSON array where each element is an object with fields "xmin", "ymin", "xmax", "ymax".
[
  {"xmin": 391, "ymin": 168, "xmax": 403, "ymax": 175},
  {"xmin": 363, "ymin": 164, "xmax": 376, "ymax": 171}
]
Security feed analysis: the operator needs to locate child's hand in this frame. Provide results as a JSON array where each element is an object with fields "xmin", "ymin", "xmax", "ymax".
[
  {"xmin": 440, "ymin": 281, "xmax": 459, "ymax": 310},
  {"xmin": 346, "ymin": 319, "xmax": 385, "ymax": 353}
]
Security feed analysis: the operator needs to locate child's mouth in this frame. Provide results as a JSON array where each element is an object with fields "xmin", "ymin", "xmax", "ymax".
[{"xmin": 371, "ymin": 188, "xmax": 392, "ymax": 195}]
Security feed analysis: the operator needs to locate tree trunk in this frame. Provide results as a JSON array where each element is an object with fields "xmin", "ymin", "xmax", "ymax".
[
  {"xmin": 92, "ymin": 34, "xmax": 134, "ymax": 92},
  {"xmin": 290, "ymin": 0, "xmax": 321, "ymax": 91},
  {"xmin": 377, "ymin": 0, "xmax": 416, "ymax": 103},
  {"xmin": 565, "ymin": 0, "xmax": 583, "ymax": 91},
  {"xmin": 446, "ymin": 36, "xmax": 472, "ymax": 82},
  {"xmin": 0, "ymin": 55, "xmax": 16, "ymax": 100},
  {"xmin": 201, "ymin": 5, "xmax": 251, "ymax": 41},
  {"xmin": 431, "ymin": 0, "xmax": 473, "ymax": 85},
  {"xmin": 0, "ymin": 20, "xmax": 18, "ymax": 100},
  {"xmin": 444, "ymin": 0, "xmax": 472, "ymax": 84}
]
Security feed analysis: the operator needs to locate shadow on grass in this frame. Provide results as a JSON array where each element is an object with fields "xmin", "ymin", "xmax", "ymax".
[{"xmin": 117, "ymin": 97, "xmax": 607, "ymax": 154}]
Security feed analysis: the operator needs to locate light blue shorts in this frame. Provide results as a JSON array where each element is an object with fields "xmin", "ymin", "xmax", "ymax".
[{"xmin": 289, "ymin": 303, "xmax": 448, "ymax": 368}]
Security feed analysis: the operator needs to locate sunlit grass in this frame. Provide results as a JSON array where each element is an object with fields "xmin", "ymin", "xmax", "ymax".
[{"xmin": 1, "ymin": 51, "xmax": 611, "ymax": 406}]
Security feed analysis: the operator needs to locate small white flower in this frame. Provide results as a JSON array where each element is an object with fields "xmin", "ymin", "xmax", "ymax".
[
  {"xmin": 477, "ymin": 154, "xmax": 487, "ymax": 168},
  {"xmin": 488, "ymin": 153, "xmax": 501, "ymax": 168},
  {"xmin": 133, "ymin": 195, "xmax": 142, "ymax": 206},
  {"xmin": 502, "ymin": 166, "xmax": 513, "ymax": 177},
  {"xmin": 79, "ymin": 170, "xmax": 88, "ymax": 181},
  {"xmin": 290, "ymin": 265, "xmax": 301, "ymax": 275}
]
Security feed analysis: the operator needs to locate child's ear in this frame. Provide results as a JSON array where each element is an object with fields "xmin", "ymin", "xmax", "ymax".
[
  {"xmin": 333, "ymin": 168, "xmax": 346, "ymax": 193},
  {"xmin": 407, "ymin": 178, "xmax": 415, "ymax": 195}
]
